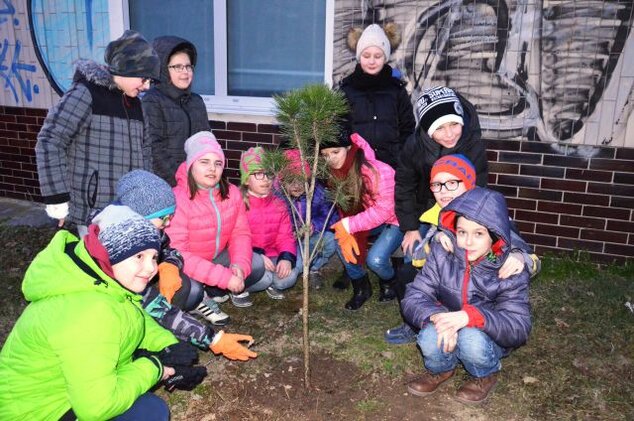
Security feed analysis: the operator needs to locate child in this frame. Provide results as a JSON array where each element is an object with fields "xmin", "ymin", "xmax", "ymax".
[
  {"xmin": 166, "ymin": 131, "xmax": 265, "ymax": 308},
  {"xmin": 116, "ymin": 169, "xmax": 234, "ymax": 328},
  {"xmin": 321, "ymin": 131, "xmax": 402, "ymax": 310},
  {"xmin": 340, "ymin": 23, "xmax": 416, "ymax": 169},
  {"xmin": 395, "ymin": 86, "xmax": 488, "ymax": 259},
  {"xmin": 402, "ymin": 188, "xmax": 532, "ymax": 404},
  {"xmin": 0, "ymin": 205, "xmax": 209, "ymax": 420},
  {"xmin": 142, "ymin": 36, "xmax": 210, "ymax": 186},
  {"xmin": 280, "ymin": 149, "xmax": 339, "ymax": 290},
  {"xmin": 386, "ymin": 155, "xmax": 540, "ymax": 345},
  {"xmin": 240, "ymin": 147, "xmax": 298, "ymax": 299},
  {"xmin": 36, "ymin": 30, "xmax": 159, "ymax": 236}
]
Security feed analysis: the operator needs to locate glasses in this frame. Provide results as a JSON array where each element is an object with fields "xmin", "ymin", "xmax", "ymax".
[
  {"xmin": 168, "ymin": 64, "xmax": 195, "ymax": 73},
  {"xmin": 160, "ymin": 214, "xmax": 173, "ymax": 228},
  {"xmin": 252, "ymin": 172, "xmax": 274, "ymax": 181},
  {"xmin": 430, "ymin": 179, "xmax": 463, "ymax": 193}
]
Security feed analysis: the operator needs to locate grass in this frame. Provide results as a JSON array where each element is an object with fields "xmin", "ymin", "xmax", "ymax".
[{"xmin": 1, "ymin": 224, "xmax": 633, "ymax": 420}]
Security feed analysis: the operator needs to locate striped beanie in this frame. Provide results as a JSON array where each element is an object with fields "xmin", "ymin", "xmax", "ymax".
[
  {"xmin": 416, "ymin": 86, "xmax": 464, "ymax": 137},
  {"xmin": 430, "ymin": 154, "xmax": 476, "ymax": 190}
]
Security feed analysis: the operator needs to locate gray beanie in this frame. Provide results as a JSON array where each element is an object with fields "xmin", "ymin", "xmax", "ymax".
[
  {"xmin": 356, "ymin": 24, "xmax": 391, "ymax": 61},
  {"xmin": 116, "ymin": 170, "xmax": 176, "ymax": 219},
  {"xmin": 92, "ymin": 205, "xmax": 161, "ymax": 265},
  {"xmin": 105, "ymin": 30, "xmax": 160, "ymax": 80}
]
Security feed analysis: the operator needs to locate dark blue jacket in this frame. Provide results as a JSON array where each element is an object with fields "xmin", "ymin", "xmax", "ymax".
[
  {"xmin": 402, "ymin": 187, "xmax": 531, "ymax": 354},
  {"xmin": 287, "ymin": 182, "xmax": 339, "ymax": 234}
]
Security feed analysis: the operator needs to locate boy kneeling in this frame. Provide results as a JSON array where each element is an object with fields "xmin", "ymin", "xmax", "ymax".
[{"xmin": 402, "ymin": 187, "xmax": 531, "ymax": 404}]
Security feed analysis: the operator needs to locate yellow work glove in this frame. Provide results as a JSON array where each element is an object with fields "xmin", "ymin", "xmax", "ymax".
[
  {"xmin": 210, "ymin": 331, "xmax": 258, "ymax": 361},
  {"xmin": 332, "ymin": 221, "xmax": 360, "ymax": 264},
  {"xmin": 158, "ymin": 262, "xmax": 182, "ymax": 303}
]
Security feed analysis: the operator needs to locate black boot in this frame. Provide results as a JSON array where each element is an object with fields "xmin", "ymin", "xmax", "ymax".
[
  {"xmin": 345, "ymin": 274, "xmax": 372, "ymax": 311},
  {"xmin": 332, "ymin": 272, "xmax": 351, "ymax": 290},
  {"xmin": 378, "ymin": 277, "xmax": 397, "ymax": 303}
]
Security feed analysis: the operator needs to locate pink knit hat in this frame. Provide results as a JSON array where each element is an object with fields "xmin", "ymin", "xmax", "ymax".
[
  {"xmin": 240, "ymin": 147, "xmax": 265, "ymax": 185},
  {"xmin": 284, "ymin": 149, "xmax": 311, "ymax": 178},
  {"xmin": 184, "ymin": 131, "xmax": 225, "ymax": 171}
]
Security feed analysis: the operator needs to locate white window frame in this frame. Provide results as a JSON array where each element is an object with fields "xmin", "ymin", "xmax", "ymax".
[{"xmin": 110, "ymin": 0, "xmax": 334, "ymax": 116}]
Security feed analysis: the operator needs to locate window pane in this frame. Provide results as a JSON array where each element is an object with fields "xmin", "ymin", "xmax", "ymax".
[
  {"xmin": 228, "ymin": 0, "xmax": 326, "ymax": 97},
  {"xmin": 129, "ymin": 0, "xmax": 214, "ymax": 94}
]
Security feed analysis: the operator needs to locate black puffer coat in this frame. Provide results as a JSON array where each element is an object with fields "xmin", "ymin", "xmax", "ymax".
[
  {"xmin": 142, "ymin": 36, "xmax": 209, "ymax": 185},
  {"xmin": 395, "ymin": 93, "xmax": 488, "ymax": 232},
  {"xmin": 339, "ymin": 64, "xmax": 415, "ymax": 169}
]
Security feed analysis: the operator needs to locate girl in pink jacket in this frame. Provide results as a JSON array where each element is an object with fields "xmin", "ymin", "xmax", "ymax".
[
  {"xmin": 239, "ymin": 147, "xmax": 299, "ymax": 300},
  {"xmin": 166, "ymin": 131, "xmax": 265, "ymax": 309},
  {"xmin": 322, "ymin": 131, "xmax": 402, "ymax": 311}
]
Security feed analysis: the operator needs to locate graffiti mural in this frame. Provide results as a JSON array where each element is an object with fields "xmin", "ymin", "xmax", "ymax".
[{"xmin": 333, "ymin": 0, "xmax": 634, "ymax": 148}]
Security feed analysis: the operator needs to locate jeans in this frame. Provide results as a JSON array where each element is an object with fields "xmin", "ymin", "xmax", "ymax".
[
  {"xmin": 113, "ymin": 393, "xmax": 169, "ymax": 421},
  {"xmin": 338, "ymin": 224, "xmax": 403, "ymax": 280},
  {"xmin": 295, "ymin": 231, "xmax": 337, "ymax": 272},
  {"xmin": 249, "ymin": 255, "xmax": 300, "ymax": 291},
  {"xmin": 417, "ymin": 325, "xmax": 503, "ymax": 378},
  {"xmin": 205, "ymin": 249, "xmax": 266, "ymax": 296}
]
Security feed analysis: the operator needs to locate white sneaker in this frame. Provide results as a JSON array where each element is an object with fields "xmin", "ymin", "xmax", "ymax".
[
  {"xmin": 190, "ymin": 301, "xmax": 230, "ymax": 326},
  {"xmin": 212, "ymin": 294, "xmax": 230, "ymax": 304},
  {"xmin": 265, "ymin": 286, "xmax": 285, "ymax": 300}
]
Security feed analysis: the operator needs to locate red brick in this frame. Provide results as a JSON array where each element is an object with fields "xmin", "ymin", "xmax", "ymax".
[
  {"xmin": 538, "ymin": 201, "xmax": 581, "ymax": 215},
  {"xmin": 520, "ymin": 141, "xmax": 559, "ymax": 154},
  {"xmin": 498, "ymin": 151, "xmax": 542, "ymax": 165},
  {"xmin": 604, "ymin": 243, "xmax": 634, "ymax": 257},
  {"xmin": 0, "ymin": 114, "xmax": 16, "ymax": 123},
  {"xmin": 225, "ymin": 140, "xmax": 259, "ymax": 151},
  {"xmin": 487, "ymin": 138, "xmax": 520, "ymax": 151},
  {"xmin": 583, "ymin": 206, "xmax": 630, "ymax": 220},
  {"xmin": 4, "ymin": 107, "xmax": 25, "ymax": 116},
  {"xmin": 489, "ymin": 162, "xmax": 519, "ymax": 174},
  {"xmin": 589, "ymin": 158, "xmax": 634, "ymax": 172},
  {"xmin": 0, "ymin": 160, "xmax": 21, "ymax": 170},
  {"xmin": 611, "ymin": 196, "xmax": 634, "ymax": 209},
  {"xmin": 518, "ymin": 187, "xmax": 562, "ymax": 201},
  {"xmin": 209, "ymin": 120, "xmax": 226, "ymax": 130},
  {"xmin": 257, "ymin": 124, "xmax": 279, "ymax": 134},
  {"xmin": 16, "ymin": 115, "xmax": 38, "ymax": 125},
  {"xmin": 614, "ymin": 172, "xmax": 634, "ymax": 185},
  {"xmin": 563, "ymin": 192, "xmax": 609, "ymax": 206},
  {"xmin": 515, "ymin": 220, "xmax": 535, "ymax": 234},
  {"xmin": 18, "ymin": 131, "xmax": 37, "ymax": 141},
  {"xmin": 491, "ymin": 185, "xmax": 518, "ymax": 197},
  {"xmin": 515, "ymin": 210, "xmax": 558, "ymax": 224},
  {"xmin": 6, "ymin": 123, "xmax": 27, "ymax": 132},
  {"xmin": 243, "ymin": 132, "xmax": 273, "ymax": 143},
  {"xmin": 520, "ymin": 165, "xmax": 565, "ymax": 178},
  {"xmin": 498, "ymin": 174, "xmax": 540, "ymax": 188},
  {"xmin": 585, "ymin": 252, "xmax": 628, "ymax": 265},
  {"xmin": 560, "ymin": 215, "xmax": 605, "ymax": 230},
  {"xmin": 587, "ymin": 183, "xmax": 634, "ymax": 196},
  {"xmin": 558, "ymin": 238, "xmax": 603, "ymax": 253},
  {"xmin": 541, "ymin": 178, "xmax": 586, "ymax": 192},
  {"xmin": 566, "ymin": 168, "xmax": 612, "ymax": 182},
  {"xmin": 580, "ymin": 229, "xmax": 628, "ymax": 243},
  {"xmin": 535, "ymin": 223, "xmax": 580, "ymax": 238},
  {"xmin": 543, "ymin": 155, "xmax": 588, "ymax": 169},
  {"xmin": 213, "ymin": 130, "xmax": 241, "ymax": 141},
  {"xmin": 487, "ymin": 150, "xmax": 498, "ymax": 161},
  {"xmin": 522, "ymin": 233, "xmax": 557, "ymax": 247},
  {"xmin": 227, "ymin": 122, "xmax": 256, "ymax": 132},
  {"xmin": 615, "ymin": 148, "xmax": 634, "ymax": 160},
  {"xmin": 606, "ymin": 220, "xmax": 634, "ymax": 232},
  {"xmin": 507, "ymin": 198, "xmax": 537, "ymax": 210},
  {"xmin": 273, "ymin": 134, "xmax": 285, "ymax": 145},
  {"xmin": 488, "ymin": 173, "xmax": 497, "ymax": 184},
  {"xmin": 27, "ymin": 124, "xmax": 41, "ymax": 133}
]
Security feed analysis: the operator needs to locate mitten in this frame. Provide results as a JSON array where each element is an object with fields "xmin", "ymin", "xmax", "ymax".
[
  {"xmin": 158, "ymin": 262, "xmax": 182, "ymax": 303},
  {"xmin": 45, "ymin": 202, "xmax": 69, "ymax": 220},
  {"xmin": 164, "ymin": 365, "xmax": 207, "ymax": 391},
  {"xmin": 332, "ymin": 221, "xmax": 359, "ymax": 264},
  {"xmin": 210, "ymin": 331, "xmax": 257, "ymax": 361},
  {"xmin": 157, "ymin": 341, "xmax": 199, "ymax": 367}
]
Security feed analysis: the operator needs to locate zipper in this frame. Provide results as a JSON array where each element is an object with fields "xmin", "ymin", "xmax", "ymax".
[{"xmin": 209, "ymin": 187, "xmax": 222, "ymax": 258}]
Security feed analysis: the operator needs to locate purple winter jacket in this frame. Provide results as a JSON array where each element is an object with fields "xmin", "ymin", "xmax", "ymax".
[{"xmin": 402, "ymin": 187, "xmax": 531, "ymax": 354}]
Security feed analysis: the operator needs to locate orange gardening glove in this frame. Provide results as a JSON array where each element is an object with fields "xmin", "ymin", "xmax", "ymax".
[
  {"xmin": 332, "ymin": 221, "xmax": 360, "ymax": 264},
  {"xmin": 210, "ymin": 331, "xmax": 258, "ymax": 361},
  {"xmin": 158, "ymin": 262, "xmax": 182, "ymax": 303}
]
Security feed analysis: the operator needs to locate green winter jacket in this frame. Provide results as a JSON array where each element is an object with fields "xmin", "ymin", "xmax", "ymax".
[{"xmin": 0, "ymin": 231, "xmax": 177, "ymax": 421}]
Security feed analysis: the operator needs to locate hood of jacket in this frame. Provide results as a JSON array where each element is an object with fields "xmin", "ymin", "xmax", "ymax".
[
  {"xmin": 72, "ymin": 59, "xmax": 119, "ymax": 90},
  {"xmin": 419, "ymin": 91, "xmax": 481, "ymax": 158},
  {"xmin": 438, "ymin": 187, "xmax": 511, "ymax": 267},
  {"xmin": 22, "ymin": 230, "xmax": 137, "ymax": 304},
  {"xmin": 152, "ymin": 36, "xmax": 197, "ymax": 98}
]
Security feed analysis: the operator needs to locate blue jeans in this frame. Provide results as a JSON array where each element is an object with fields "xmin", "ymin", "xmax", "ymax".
[
  {"xmin": 249, "ymin": 255, "xmax": 300, "ymax": 291},
  {"xmin": 295, "ymin": 231, "xmax": 336, "ymax": 272},
  {"xmin": 114, "ymin": 393, "xmax": 169, "ymax": 421},
  {"xmin": 417, "ymin": 325, "xmax": 503, "ymax": 378},
  {"xmin": 337, "ymin": 224, "xmax": 403, "ymax": 280}
]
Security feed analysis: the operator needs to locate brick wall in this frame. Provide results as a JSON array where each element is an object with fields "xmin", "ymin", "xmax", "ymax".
[{"xmin": 1, "ymin": 105, "xmax": 632, "ymax": 264}]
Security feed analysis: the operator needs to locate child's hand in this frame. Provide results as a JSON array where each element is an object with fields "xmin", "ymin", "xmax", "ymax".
[
  {"xmin": 226, "ymin": 275, "xmax": 245, "ymax": 293},
  {"xmin": 276, "ymin": 260, "xmax": 291, "ymax": 278},
  {"xmin": 436, "ymin": 232, "xmax": 453, "ymax": 253},
  {"xmin": 430, "ymin": 311, "xmax": 468, "ymax": 351},
  {"xmin": 401, "ymin": 230, "xmax": 422, "ymax": 256},
  {"xmin": 498, "ymin": 251, "xmax": 524, "ymax": 279},
  {"xmin": 161, "ymin": 366, "xmax": 176, "ymax": 381},
  {"xmin": 262, "ymin": 255, "xmax": 276, "ymax": 272}
]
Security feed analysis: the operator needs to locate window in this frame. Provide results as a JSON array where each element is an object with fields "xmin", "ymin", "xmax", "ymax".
[{"xmin": 122, "ymin": 0, "xmax": 332, "ymax": 115}]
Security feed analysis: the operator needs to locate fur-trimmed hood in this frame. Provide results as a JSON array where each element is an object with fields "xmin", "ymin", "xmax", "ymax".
[{"xmin": 72, "ymin": 59, "xmax": 119, "ymax": 90}]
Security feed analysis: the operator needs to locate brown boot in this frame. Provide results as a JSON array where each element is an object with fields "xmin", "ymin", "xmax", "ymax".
[
  {"xmin": 406, "ymin": 369, "xmax": 455, "ymax": 397},
  {"xmin": 455, "ymin": 373, "xmax": 498, "ymax": 404}
]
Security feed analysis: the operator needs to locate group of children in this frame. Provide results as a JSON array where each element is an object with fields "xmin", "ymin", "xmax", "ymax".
[{"xmin": 0, "ymin": 25, "xmax": 538, "ymax": 419}]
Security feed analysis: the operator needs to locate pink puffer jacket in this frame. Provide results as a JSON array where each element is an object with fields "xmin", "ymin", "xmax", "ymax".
[
  {"xmin": 246, "ymin": 194, "xmax": 296, "ymax": 258},
  {"xmin": 166, "ymin": 162, "xmax": 252, "ymax": 289},
  {"xmin": 346, "ymin": 133, "xmax": 399, "ymax": 234}
]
